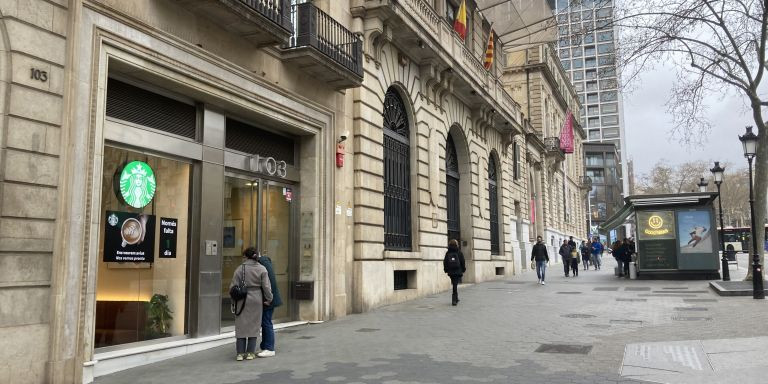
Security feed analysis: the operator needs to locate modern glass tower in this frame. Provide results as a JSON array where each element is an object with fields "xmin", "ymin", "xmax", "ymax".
[{"xmin": 554, "ymin": 0, "xmax": 628, "ymax": 198}]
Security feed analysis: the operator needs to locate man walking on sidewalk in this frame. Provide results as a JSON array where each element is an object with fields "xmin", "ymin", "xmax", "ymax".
[
  {"xmin": 531, "ymin": 236, "xmax": 549, "ymax": 284},
  {"xmin": 590, "ymin": 237, "xmax": 603, "ymax": 270}
]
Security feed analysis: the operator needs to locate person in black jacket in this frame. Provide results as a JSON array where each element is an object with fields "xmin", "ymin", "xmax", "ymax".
[
  {"xmin": 559, "ymin": 239, "xmax": 573, "ymax": 277},
  {"xmin": 256, "ymin": 250, "xmax": 282, "ymax": 358},
  {"xmin": 444, "ymin": 239, "xmax": 466, "ymax": 306},
  {"xmin": 530, "ymin": 236, "xmax": 550, "ymax": 285}
]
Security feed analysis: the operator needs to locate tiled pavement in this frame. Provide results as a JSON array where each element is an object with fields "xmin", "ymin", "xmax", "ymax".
[{"xmin": 95, "ymin": 254, "xmax": 767, "ymax": 384}]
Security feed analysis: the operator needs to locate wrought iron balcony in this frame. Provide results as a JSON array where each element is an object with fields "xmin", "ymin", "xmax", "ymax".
[
  {"xmin": 543, "ymin": 136, "xmax": 564, "ymax": 164},
  {"xmin": 282, "ymin": 2, "xmax": 363, "ymax": 89},
  {"xmin": 580, "ymin": 176, "xmax": 593, "ymax": 190},
  {"xmin": 177, "ymin": 0, "xmax": 293, "ymax": 46}
]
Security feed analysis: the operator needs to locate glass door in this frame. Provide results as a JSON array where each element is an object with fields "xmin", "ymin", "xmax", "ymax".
[
  {"xmin": 221, "ymin": 175, "xmax": 295, "ymax": 328},
  {"xmin": 260, "ymin": 180, "xmax": 294, "ymax": 322}
]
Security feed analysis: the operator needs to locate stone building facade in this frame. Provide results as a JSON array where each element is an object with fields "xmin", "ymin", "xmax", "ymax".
[
  {"xmin": 503, "ymin": 43, "xmax": 589, "ymax": 257},
  {"xmin": 0, "ymin": 1, "xmax": 582, "ymax": 383}
]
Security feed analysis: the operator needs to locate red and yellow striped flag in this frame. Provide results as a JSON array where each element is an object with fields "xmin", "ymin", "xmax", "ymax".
[
  {"xmin": 453, "ymin": 0, "xmax": 467, "ymax": 41},
  {"xmin": 484, "ymin": 28, "xmax": 495, "ymax": 70}
]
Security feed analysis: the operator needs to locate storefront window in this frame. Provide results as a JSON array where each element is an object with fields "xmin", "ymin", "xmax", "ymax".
[{"xmin": 95, "ymin": 147, "xmax": 190, "ymax": 348}]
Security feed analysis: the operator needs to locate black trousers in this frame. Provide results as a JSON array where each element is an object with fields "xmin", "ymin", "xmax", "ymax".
[
  {"xmin": 450, "ymin": 275, "xmax": 461, "ymax": 304},
  {"xmin": 236, "ymin": 337, "xmax": 258, "ymax": 354},
  {"xmin": 570, "ymin": 258, "xmax": 579, "ymax": 276}
]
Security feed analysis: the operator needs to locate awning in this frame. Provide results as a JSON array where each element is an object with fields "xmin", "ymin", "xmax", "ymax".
[
  {"xmin": 475, "ymin": 0, "xmax": 556, "ymax": 48},
  {"xmin": 600, "ymin": 202, "xmax": 634, "ymax": 232}
]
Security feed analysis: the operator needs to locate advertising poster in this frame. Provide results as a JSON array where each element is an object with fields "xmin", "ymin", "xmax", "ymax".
[
  {"xmin": 104, "ymin": 211, "xmax": 156, "ymax": 262},
  {"xmin": 159, "ymin": 217, "xmax": 178, "ymax": 258},
  {"xmin": 636, "ymin": 210, "xmax": 677, "ymax": 270},
  {"xmin": 676, "ymin": 210, "xmax": 713, "ymax": 254}
]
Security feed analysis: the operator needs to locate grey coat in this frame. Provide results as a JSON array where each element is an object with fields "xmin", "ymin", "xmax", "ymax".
[{"xmin": 229, "ymin": 259, "xmax": 273, "ymax": 338}]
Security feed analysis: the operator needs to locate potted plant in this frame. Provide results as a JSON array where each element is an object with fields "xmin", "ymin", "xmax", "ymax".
[{"xmin": 146, "ymin": 293, "xmax": 173, "ymax": 339}]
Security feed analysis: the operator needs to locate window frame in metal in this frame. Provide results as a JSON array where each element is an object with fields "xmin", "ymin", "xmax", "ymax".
[
  {"xmin": 383, "ymin": 88, "xmax": 412, "ymax": 251},
  {"xmin": 488, "ymin": 155, "xmax": 500, "ymax": 255},
  {"xmin": 446, "ymin": 134, "xmax": 461, "ymax": 244}
]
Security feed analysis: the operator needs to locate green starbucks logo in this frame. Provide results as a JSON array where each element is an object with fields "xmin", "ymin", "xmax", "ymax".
[{"xmin": 119, "ymin": 161, "xmax": 157, "ymax": 208}]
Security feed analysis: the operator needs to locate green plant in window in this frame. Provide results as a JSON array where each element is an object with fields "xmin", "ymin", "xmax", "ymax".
[{"xmin": 146, "ymin": 293, "xmax": 173, "ymax": 338}]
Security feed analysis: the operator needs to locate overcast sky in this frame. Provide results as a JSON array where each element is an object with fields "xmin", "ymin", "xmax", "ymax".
[{"xmin": 622, "ymin": 61, "xmax": 758, "ymax": 178}]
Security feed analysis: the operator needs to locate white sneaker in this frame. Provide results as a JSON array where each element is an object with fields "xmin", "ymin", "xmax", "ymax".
[
  {"xmin": 537, "ymin": 279, "xmax": 541, "ymax": 284},
  {"xmin": 541, "ymin": 281, "xmax": 546, "ymax": 285},
  {"xmin": 257, "ymin": 350, "xmax": 275, "ymax": 358}
]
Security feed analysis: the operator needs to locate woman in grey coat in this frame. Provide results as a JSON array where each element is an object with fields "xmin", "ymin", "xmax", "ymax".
[{"xmin": 230, "ymin": 249, "xmax": 273, "ymax": 361}]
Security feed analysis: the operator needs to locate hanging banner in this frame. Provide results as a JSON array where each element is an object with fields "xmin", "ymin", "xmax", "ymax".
[
  {"xmin": 559, "ymin": 110, "xmax": 574, "ymax": 153},
  {"xmin": 104, "ymin": 211, "xmax": 156, "ymax": 262}
]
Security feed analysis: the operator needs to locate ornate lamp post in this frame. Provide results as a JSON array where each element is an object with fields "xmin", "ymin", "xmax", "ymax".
[
  {"xmin": 710, "ymin": 162, "xmax": 729, "ymax": 281},
  {"xmin": 739, "ymin": 126, "xmax": 764, "ymax": 299},
  {"xmin": 696, "ymin": 177, "xmax": 708, "ymax": 193}
]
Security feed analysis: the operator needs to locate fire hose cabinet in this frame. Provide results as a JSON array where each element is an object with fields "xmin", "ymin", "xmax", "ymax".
[{"xmin": 292, "ymin": 281, "xmax": 314, "ymax": 300}]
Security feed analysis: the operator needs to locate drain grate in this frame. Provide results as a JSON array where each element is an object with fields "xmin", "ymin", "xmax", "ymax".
[
  {"xmin": 672, "ymin": 316, "xmax": 712, "ymax": 321},
  {"xmin": 684, "ymin": 299, "xmax": 718, "ymax": 303},
  {"xmin": 535, "ymin": 344, "xmax": 593, "ymax": 354},
  {"xmin": 297, "ymin": 335, "xmax": 315, "ymax": 339},
  {"xmin": 594, "ymin": 287, "xmax": 619, "ymax": 291},
  {"xmin": 674, "ymin": 307, "xmax": 709, "ymax": 311},
  {"xmin": 652, "ymin": 290, "xmax": 708, "ymax": 294},
  {"xmin": 639, "ymin": 294, "xmax": 698, "ymax": 297},
  {"xmin": 562, "ymin": 313, "xmax": 597, "ymax": 318},
  {"xmin": 355, "ymin": 328, "xmax": 380, "ymax": 333},
  {"xmin": 616, "ymin": 298, "xmax": 647, "ymax": 302},
  {"xmin": 610, "ymin": 319, "xmax": 643, "ymax": 325},
  {"xmin": 557, "ymin": 292, "xmax": 582, "ymax": 294},
  {"xmin": 584, "ymin": 324, "xmax": 606, "ymax": 328},
  {"xmin": 624, "ymin": 287, "xmax": 651, "ymax": 291},
  {"xmin": 662, "ymin": 287, "xmax": 689, "ymax": 290}
]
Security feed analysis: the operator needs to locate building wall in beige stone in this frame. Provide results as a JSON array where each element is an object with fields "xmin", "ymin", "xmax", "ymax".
[
  {"xmin": 0, "ymin": 0, "xmax": 69, "ymax": 382},
  {"xmin": 350, "ymin": 36, "xmax": 521, "ymax": 311}
]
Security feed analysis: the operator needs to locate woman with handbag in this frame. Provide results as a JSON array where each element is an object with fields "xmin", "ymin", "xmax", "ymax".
[{"xmin": 229, "ymin": 247, "xmax": 273, "ymax": 361}]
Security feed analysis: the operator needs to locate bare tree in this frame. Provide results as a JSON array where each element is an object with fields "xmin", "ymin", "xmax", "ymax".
[
  {"xmin": 573, "ymin": 0, "xmax": 768, "ymax": 280},
  {"xmin": 636, "ymin": 159, "xmax": 710, "ymax": 194}
]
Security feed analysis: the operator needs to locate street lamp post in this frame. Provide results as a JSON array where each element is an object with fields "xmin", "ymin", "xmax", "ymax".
[
  {"xmin": 710, "ymin": 161, "xmax": 729, "ymax": 281},
  {"xmin": 697, "ymin": 177, "xmax": 708, "ymax": 193},
  {"xmin": 739, "ymin": 126, "xmax": 764, "ymax": 299}
]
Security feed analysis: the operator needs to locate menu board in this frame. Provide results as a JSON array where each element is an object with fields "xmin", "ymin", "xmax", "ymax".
[
  {"xmin": 103, "ymin": 211, "xmax": 156, "ymax": 262},
  {"xmin": 637, "ymin": 239, "xmax": 678, "ymax": 270}
]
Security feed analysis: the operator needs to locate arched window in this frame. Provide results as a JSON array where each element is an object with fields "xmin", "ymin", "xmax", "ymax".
[
  {"xmin": 446, "ymin": 134, "xmax": 460, "ymax": 243},
  {"xmin": 489, "ymin": 155, "xmax": 500, "ymax": 254},
  {"xmin": 383, "ymin": 88, "xmax": 411, "ymax": 250}
]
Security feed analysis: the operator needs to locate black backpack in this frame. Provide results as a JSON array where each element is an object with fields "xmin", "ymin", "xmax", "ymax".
[
  {"xmin": 445, "ymin": 252, "xmax": 461, "ymax": 271},
  {"xmin": 229, "ymin": 265, "xmax": 247, "ymax": 316}
]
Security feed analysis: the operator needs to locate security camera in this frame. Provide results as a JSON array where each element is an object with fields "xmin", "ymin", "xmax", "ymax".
[{"xmin": 339, "ymin": 131, "xmax": 349, "ymax": 142}]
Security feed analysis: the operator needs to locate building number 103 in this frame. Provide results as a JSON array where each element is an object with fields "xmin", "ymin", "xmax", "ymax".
[{"xmin": 30, "ymin": 68, "xmax": 48, "ymax": 82}]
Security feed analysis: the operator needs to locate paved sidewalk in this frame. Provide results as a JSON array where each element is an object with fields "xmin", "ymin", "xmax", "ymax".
[{"xmin": 96, "ymin": 255, "xmax": 768, "ymax": 384}]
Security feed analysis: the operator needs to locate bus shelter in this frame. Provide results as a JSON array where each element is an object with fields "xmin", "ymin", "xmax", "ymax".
[{"xmin": 600, "ymin": 192, "xmax": 721, "ymax": 280}]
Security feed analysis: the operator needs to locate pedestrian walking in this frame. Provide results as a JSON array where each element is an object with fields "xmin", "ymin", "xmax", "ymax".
[
  {"xmin": 590, "ymin": 237, "xmax": 603, "ymax": 270},
  {"xmin": 580, "ymin": 240, "xmax": 590, "ymax": 270},
  {"xmin": 443, "ymin": 239, "xmax": 466, "ymax": 306},
  {"xmin": 257, "ymin": 250, "xmax": 282, "ymax": 358},
  {"xmin": 230, "ymin": 247, "xmax": 273, "ymax": 361},
  {"xmin": 530, "ymin": 235, "xmax": 549, "ymax": 285},
  {"xmin": 616, "ymin": 238, "xmax": 631, "ymax": 278},
  {"xmin": 569, "ymin": 242, "xmax": 580, "ymax": 276},
  {"xmin": 559, "ymin": 239, "xmax": 572, "ymax": 277}
]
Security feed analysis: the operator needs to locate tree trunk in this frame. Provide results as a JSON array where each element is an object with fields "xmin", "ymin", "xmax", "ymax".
[{"xmin": 745, "ymin": 120, "xmax": 767, "ymax": 281}]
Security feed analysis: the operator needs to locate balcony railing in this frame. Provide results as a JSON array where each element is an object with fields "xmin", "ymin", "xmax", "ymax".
[
  {"xmin": 287, "ymin": 2, "xmax": 363, "ymax": 78},
  {"xmin": 580, "ymin": 176, "xmax": 593, "ymax": 190},
  {"xmin": 239, "ymin": 0, "xmax": 292, "ymax": 32},
  {"xmin": 544, "ymin": 137, "xmax": 562, "ymax": 153}
]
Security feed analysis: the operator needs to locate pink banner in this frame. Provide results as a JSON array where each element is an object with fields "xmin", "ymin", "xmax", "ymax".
[{"xmin": 559, "ymin": 110, "xmax": 574, "ymax": 154}]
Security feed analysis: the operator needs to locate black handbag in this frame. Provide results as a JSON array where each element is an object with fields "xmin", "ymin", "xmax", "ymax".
[{"xmin": 229, "ymin": 265, "xmax": 247, "ymax": 316}]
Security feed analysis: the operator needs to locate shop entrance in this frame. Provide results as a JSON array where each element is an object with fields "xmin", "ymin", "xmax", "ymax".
[{"xmin": 221, "ymin": 175, "xmax": 296, "ymax": 327}]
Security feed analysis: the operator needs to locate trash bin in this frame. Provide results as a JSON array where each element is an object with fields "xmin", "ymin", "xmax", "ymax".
[{"xmin": 629, "ymin": 262, "xmax": 637, "ymax": 279}]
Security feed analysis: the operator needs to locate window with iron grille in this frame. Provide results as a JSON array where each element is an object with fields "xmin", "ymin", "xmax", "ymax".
[
  {"xmin": 383, "ymin": 88, "xmax": 412, "ymax": 250},
  {"xmin": 489, "ymin": 155, "xmax": 500, "ymax": 255},
  {"xmin": 513, "ymin": 142, "xmax": 520, "ymax": 180},
  {"xmin": 446, "ymin": 134, "xmax": 460, "ymax": 243}
]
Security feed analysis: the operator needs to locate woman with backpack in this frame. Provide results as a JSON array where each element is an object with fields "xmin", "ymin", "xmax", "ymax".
[
  {"xmin": 229, "ymin": 247, "xmax": 273, "ymax": 361},
  {"xmin": 443, "ymin": 239, "xmax": 466, "ymax": 306}
]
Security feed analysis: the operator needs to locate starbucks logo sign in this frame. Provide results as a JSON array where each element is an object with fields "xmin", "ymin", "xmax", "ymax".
[{"xmin": 119, "ymin": 161, "xmax": 157, "ymax": 208}]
